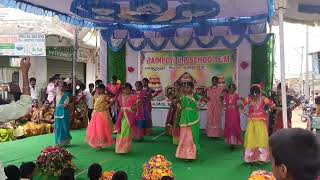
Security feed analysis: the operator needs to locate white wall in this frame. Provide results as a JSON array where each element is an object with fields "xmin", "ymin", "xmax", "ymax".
[
  {"xmin": 28, "ymin": 57, "xmax": 48, "ymax": 89},
  {"xmin": 86, "ymin": 62, "xmax": 96, "ymax": 88},
  {"xmin": 99, "ymin": 36, "xmax": 108, "ymax": 83}
]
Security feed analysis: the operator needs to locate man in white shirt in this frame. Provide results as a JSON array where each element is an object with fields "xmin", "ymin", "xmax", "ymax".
[
  {"xmin": 46, "ymin": 77, "xmax": 56, "ymax": 104},
  {"xmin": 29, "ymin": 77, "xmax": 38, "ymax": 100},
  {"xmin": 80, "ymin": 83, "xmax": 93, "ymax": 120},
  {"xmin": 0, "ymin": 57, "xmax": 32, "ymax": 179}
]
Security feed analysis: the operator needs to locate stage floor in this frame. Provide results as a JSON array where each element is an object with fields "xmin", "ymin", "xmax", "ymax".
[{"xmin": 0, "ymin": 129, "xmax": 270, "ymax": 180}]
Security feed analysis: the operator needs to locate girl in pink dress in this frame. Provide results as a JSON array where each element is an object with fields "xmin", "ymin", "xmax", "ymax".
[
  {"xmin": 223, "ymin": 84, "xmax": 242, "ymax": 149},
  {"xmin": 206, "ymin": 76, "xmax": 224, "ymax": 138},
  {"xmin": 133, "ymin": 81, "xmax": 145, "ymax": 141},
  {"xmin": 106, "ymin": 76, "xmax": 121, "ymax": 123},
  {"xmin": 115, "ymin": 83, "xmax": 138, "ymax": 154},
  {"xmin": 141, "ymin": 78, "xmax": 161, "ymax": 135},
  {"xmin": 86, "ymin": 84, "xmax": 114, "ymax": 149}
]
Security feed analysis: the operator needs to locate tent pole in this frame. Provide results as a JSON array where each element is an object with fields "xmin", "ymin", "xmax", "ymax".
[
  {"xmin": 305, "ymin": 25, "xmax": 310, "ymax": 101},
  {"xmin": 278, "ymin": 0, "xmax": 288, "ymax": 128},
  {"xmin": 72, "ymin": 28, "xmax": 79, "ymax": 96},
  {"xmin": 300, "ymin": 47, "xmax": 304, "ymax": 95}
]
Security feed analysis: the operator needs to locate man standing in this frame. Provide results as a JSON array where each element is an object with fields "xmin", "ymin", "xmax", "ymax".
[
  {"xmin": 29, "ymin": 77, "xmax": 38, "ymax": 100},
  {"xmin": 88, "ymin": 83, "xmax": 95, "ymax": 96},
  {"xmin": 80, "ymin": 83, "xmax": 93, "ymax": 120},
  {"xmin": 8, "ymin": 80, "xmax": 21, "ymax": 102},
  {"xmin": 46, "ymin": 77, "xmax": 57, "ymax": 104}
]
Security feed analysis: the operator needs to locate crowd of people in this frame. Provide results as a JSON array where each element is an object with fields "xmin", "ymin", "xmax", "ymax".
[
  {"xmin": 2, "ymin": 160, "xmax": 177, "ymax": 180},
  {"xmin": 0, "ymin": 57, "xmax": 319, "ymax": 180}
]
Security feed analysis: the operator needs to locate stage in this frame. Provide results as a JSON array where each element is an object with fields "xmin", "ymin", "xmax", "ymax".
[{"xmin": 0, "ymin": 129, "xmax": 270, "ymax": 180}]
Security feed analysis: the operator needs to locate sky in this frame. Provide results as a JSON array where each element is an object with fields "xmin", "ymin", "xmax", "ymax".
[{"xmin": 272, "ymin": 22, "xmax": 320, "ymax": 79}]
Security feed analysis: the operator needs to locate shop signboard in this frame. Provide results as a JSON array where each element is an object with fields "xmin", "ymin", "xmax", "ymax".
[
  {"xmin": 46, "ymin": 46, "xmax": 92, "ymax": 63},
  {"xmin": 0, "ymin": 34, "xmax": 46, "ymax": 56}
]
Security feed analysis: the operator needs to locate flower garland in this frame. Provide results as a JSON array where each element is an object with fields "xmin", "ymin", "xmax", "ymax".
[
  {"xmin": 248, "ymin": 170, "xmax": 276, "ymax": 180},
  {"xmin": 142, "ymin": 155, "xmax": 174, "ymax": 180},
  {"xmin": 36, "ymin": 146, "xmax": 77, "ymax": 177}
]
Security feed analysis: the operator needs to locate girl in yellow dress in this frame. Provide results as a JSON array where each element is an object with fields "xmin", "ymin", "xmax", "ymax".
[{"xmin": 241, "ymin": 85, "xmax": 275, "ymax": 163}]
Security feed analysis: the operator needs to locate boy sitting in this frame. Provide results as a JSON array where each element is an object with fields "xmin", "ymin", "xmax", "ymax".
[{"xmin": 269, "ymin": 128, "xmax": 320, "ymax": 180}]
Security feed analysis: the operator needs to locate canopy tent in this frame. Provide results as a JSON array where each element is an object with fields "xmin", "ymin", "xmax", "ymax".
[
  {"xmin": 273, "ymin": 0, "xmax": 320, "ymax": 128},
  {"xmin": 0, "ymin": 0, "xmax": 274, "ymax": 27},
  {"xmin": 0, "ymin": 1, "xmax": 276, "ymax": 100},
  {"xmin": 0, "ymin": 7, "xmax": 99, "ymax": 48},
  {"xmin": 0, "ymin": 0, "xmax": 276, "ymax": 51},
  {"xmin": 273, "ymin": 0, "xmax": 320, "ymax": 25},
  {"xmin": 0, "ymin": 8, "xmax": 74, "ymax": 39}
]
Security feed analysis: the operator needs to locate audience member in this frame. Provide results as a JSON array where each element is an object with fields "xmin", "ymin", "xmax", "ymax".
[
  {"xmin": 88, "ymin": 163, "xmax": 102, "ymax": 180},
  {"xmin": 112, "ymin": 171, "xmax": 128, "ymax": 180},
  {"xmin": 269, "ymin": 128, "xmax": 320, "ymax": 180},
  {"xmin": 0, "ymin": 57, "xmax": 32, "ymax": 123},
  {"xmin": 30, "ymin": 77, "xmax": 38, "ymax": 100},
  {"xmin": 0, "ymin": 161, "xmax": 6, "ymax": 179},
  {"xmin": 161, "ymin": 176, "xmax": 174, "ymax": 180},
  {"xmin": 20, "ymin": 162, "xmax": 36, "ymax": 180},
  {"xmin": 80, "ymin": 83, "xmax": 93, "ymax": 120},
  {"xmin": 46, "ymin": 77, "xmax": 57, "ymax": 104},
  {"xmin": 4, "ymin": 165, "xmax": 20, "ymax": 180},
  {"xmin": 89, "ymin": 83, "xmax": 95, "ymax": 96},
  {"xmin": 59, "ymin": 168, "xmax": 75, "ymax": 180},
  {"xmin": 8, "ymin": 81, "xmax": 22, "ymax": 102}
]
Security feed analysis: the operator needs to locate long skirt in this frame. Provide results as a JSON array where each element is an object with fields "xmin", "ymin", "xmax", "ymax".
[
  {"xmin": 172, "ymin": 124, "xmax": 180, "ymax": 145},
  {"xmin": 274, "ymin": 110, "xmax": 292, "ymax": 131},
  {"xmin": 86, "ymin": 111, "xmax": 114, "ymax": 148},
  {"xmin": 135, "ymin": 118, "xmax": 146, "ymax": 140},
  {"xmin": 165, "ymin": 105, "xmax": 175, "ymax": 135},
  {"xmin": 224, "ymin": 108, "xmax": 242, "ymax": 145},
  {"xmin": 115, "ymin": 116, "xmax": 132, "ymax": 154},
  {"xmin": 55, "ymin": 109, "xmax": 72, "ymax": 146},
  {"xmin": 176, "ymin": 126, "xmax": 197, "ymax": 160},
  {"xmin": 206, "ymin": 104, "xmax": 223, "ymax": 137},
  {"xmin": 144, "ymin": 103, "xmax": 153, "ymax": 134},
  {"xmin": 244, "ymin": 119, "xmax": 269, "ymax": 163}
]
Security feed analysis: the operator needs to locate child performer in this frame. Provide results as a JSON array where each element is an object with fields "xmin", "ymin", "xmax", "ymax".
[
  {"xmin": 134, "ymin": 81, "xmax": 145, "ymax": 141},
  {"xmin": 142, "ymin": 78, "xmax": 161, "ymax": 135},
  {"xmin": 206, "ymin": 76, "xmax": 224, "ymax": 138},
  {"xmin": 86, "ymin": 84, "xmax": 114, "ymax": 149},
  {"xmin": 223, "ymin": 84, "xmax": 242, "ymax": 149},
  {"xmin": 241, "ymin": 84, "xmax": 275, "ymax": 163},
  {"xmin": 176, "ymin": 82, "xmax": 208, "ymax": 160},
  {"xmin": 171, "ymin": 82, "xmax": 183, "ymax": 145},
  {"xmin": 165, "ymin": 82, "xmax": 182, "ymax": 135},
  {"xmin": 106, "ymin": 76, "xmax": 121, "ymax": 123},
  {"xmin": 115, "ymin": 83, "xmax": 138, "ymax": 154}
]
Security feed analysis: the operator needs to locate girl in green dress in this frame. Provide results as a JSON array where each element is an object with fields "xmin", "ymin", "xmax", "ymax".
[{"xmin": 176, "ymin": 82, "xmax": 208, "ymax": 160}]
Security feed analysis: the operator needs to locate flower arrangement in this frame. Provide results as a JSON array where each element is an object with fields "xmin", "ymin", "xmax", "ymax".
[
  {"xmin": 102, "ymin": 171, "xmax": 115, "ymax": 180},
  {"xmin": 36, "ymin": 146, "xmax": 76, "ymax": 177},
  {"xmin": 142, "ymin": 155, "xmax": 174, "ymax": 180},
  {"xmin": 248, "ymin": 170, "xmax": 276, "ymax": 180}
]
